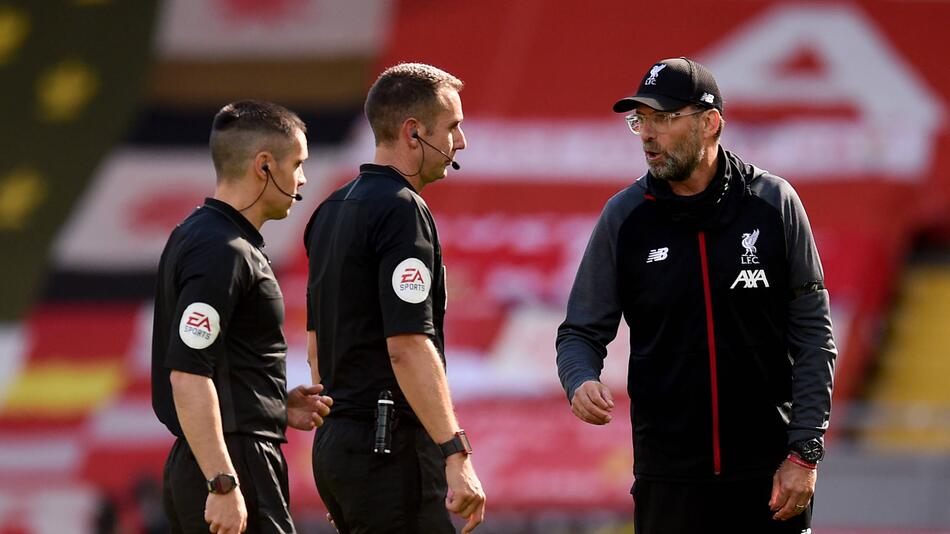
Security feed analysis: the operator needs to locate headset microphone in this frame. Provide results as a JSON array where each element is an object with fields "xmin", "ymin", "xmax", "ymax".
[
  {"xmin": 262, "ymin": 164, "xmax": 303, "ymax": 201},
  {"xmin": 412, "ymin": 131, "xmax": 461, "ymax": 170}
]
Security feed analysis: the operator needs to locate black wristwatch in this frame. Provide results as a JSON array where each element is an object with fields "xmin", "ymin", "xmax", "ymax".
[
  {"xmin": 439, "ymin": 430, "xmax": 473, "ymax": 458},
  {"xmin": 789, "ymin": 438, "xmax": 824, "ymax": 464},
  {"xmin": 207, "ymin": 473, "xmax": 239, "ymax": 494}
]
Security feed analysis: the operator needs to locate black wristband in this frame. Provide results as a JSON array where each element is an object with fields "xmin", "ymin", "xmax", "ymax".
[{"xmin": 438, "ymin": 430, "xmax": 473, "ymax": 458}]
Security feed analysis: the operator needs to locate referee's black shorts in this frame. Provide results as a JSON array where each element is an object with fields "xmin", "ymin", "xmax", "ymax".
[
  {"xmin": 633, "ymin": 476, "xmax": 813, "ymax": 534},
  {"xmin": 312, "ymin": 417, "xmax": 454, "ymax": 534},
  {"xmin": 162, "ymin": 435, "xmax": 295, "ymax": 534}
]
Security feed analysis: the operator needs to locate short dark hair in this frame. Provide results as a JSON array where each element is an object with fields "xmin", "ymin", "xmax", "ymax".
[
  {"xmin": 364, "ymin": 63, "xmax": 463, "ymax": 146},
  {"xmin": 209, "ymin": 100, "xmax": 306, "ymax": 180}
]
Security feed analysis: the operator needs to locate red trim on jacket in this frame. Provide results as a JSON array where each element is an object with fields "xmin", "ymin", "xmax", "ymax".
[{"xmin": 698, "ymin": 232, "xmax": 721, "ymax": 475}]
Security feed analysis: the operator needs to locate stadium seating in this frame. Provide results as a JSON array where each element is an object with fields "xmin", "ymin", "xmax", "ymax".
[{"xmin": 862, "ymin": 262, "xmax": 950, "ymax": 451}]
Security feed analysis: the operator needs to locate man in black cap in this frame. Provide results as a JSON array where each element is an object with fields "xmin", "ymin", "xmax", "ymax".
[{"xmin": 556, "ymin": 57, "xmax": 837, "ymax": 532}]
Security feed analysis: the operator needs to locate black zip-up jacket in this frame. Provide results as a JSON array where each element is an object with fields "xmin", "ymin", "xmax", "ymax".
[{"xmin": 556, "ymin": 147, "xmax": 836, "ymax": 481}]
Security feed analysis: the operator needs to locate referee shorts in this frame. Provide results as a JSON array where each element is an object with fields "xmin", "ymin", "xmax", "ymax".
[
  {"xmin": 633, "ymin": 475, "xmax": 813, "ymax": 534},
  {"xmin": 312, "ymin": 417, "xmax": 454, "ymax": 534},
  {"xmin": 162, "ymin": 435, "xmax": 295, "ymax": 534}
]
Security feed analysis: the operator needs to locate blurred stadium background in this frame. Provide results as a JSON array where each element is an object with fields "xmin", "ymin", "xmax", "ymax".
[{"xmin": 1, "ymin": 1, "xmax": 949, "ymax": 532}]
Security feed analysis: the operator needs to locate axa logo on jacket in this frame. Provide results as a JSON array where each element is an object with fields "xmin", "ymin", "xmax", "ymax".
[{"xmin": 731, "ymin": 269, "xmax": 770, "ymax": 289}]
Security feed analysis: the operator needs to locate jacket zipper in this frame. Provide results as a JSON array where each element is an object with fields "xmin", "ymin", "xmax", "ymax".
[{"xmin": 697, "ymin": 231, "xmax": 722, "ymax": 475}]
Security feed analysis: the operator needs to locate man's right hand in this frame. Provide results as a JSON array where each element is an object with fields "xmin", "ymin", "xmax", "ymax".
[
  {"xmin": 571, "ymin": 380, "xmax": 614, "ymax": 425},
  {"xmin": 205, "ymin": 488, "xmax": 248, "ymax": 534},
  {"xmin": 444, "ymin": 454, "xmax": 486, "ymax": 533}
]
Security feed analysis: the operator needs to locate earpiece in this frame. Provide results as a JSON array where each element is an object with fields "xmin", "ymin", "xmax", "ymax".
[
  {"xmin": 261, "ymin": 161, "xmax": 302, "ymax": 201},
  {"xmin": 239, "ymin": 159, "xmax": 302, "ymax": 210},
  {"xmin": 412, "ymin": 130, "xmax": 461, "ymax": 171}
]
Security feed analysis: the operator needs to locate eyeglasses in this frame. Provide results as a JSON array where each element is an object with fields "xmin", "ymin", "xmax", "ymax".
[{"xmin": 624, "ymin": 108, "xmax": 707, "ymax": 135}]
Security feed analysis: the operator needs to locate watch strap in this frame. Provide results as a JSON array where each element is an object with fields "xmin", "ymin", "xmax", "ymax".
[
  {"xmin": 786, "ymin": 453, "xmax": 818, "ymax": 470},
  {"xmin": 438, "ymin": 430, "xmax": 472, "ymax": 458}
]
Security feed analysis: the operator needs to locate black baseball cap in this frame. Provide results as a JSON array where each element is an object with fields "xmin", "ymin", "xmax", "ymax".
[{"xmin": 613, "ymin": 57, "xmax": 723, "ymax": 114}]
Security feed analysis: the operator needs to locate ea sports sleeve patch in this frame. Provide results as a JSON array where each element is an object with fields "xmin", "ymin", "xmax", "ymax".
[
  {"xmin": 179, "ymin": 302, "xmax": 221, "ymax": 349},
  {"xmin": 391, "ymin": 258, "xmax": 432, "ymax": 304}
]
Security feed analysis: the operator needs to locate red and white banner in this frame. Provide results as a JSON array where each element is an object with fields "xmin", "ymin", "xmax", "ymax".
[
  {"xmin": 52, "ymin": 149, "xmax": 337, "ymax": 271},
  {"xmin": 155, "ymin": 0, "xmax": 392, "ymax": 58}
]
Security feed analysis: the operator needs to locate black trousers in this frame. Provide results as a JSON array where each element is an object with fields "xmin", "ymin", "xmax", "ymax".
[
  {"xmin": 162, "ymin": 435, "xmax": 295, "ymax": 534},
  {"xmin": 312, "ymin": 417, "xmax": 454, "ymax": 534},
  {"xmin": 633, "ymin": 476, "xmax": 813, "ymax": 534}
]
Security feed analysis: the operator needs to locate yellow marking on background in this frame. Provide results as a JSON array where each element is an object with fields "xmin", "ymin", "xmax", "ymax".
[
  {"xmin": 863, "ymin": 267, "xmax": 950, "ymax": 452},
  {"xmin": 37, "ymin": 60, "xmax": 99, "ymax": 121},
  {"xmin": 0, "ymin": 361, "xmax": 123, "ymax": 416},
  {"xmin": 0, "ymin": 7, "xmax": 29, "ymax": 65},
  {"xmin": 0, "ymin": 167, "xmax": 47, "ymax": 231}
]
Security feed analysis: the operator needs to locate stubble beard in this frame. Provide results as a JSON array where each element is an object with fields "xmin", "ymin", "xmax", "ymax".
[{"xmin": 645, "ymin": 125, "xmax": 705, "ymax": 183}]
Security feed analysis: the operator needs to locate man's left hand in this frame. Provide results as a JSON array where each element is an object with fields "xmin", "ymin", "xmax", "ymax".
[
  {"xmin": 769, "ymin": 456, "xmax": 817, "ymax": 521},
  {"xmin": 287, "ymin": 384, "xmax": 333, "ymax": 431}
]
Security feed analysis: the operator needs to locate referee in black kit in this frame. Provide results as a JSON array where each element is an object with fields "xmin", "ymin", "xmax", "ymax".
[
  {"xmin": 304, "ymin": 63, "xmax": 486, "ymax": 533},
  {"xmin": 152, "ymin": 101, "xmax": 332, "ymax": 534}
]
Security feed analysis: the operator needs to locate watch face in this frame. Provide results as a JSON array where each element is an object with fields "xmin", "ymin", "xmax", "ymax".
[
  {"xmin": 798, "ymin": 439, "xmax": 824, "ymax": 463},
  {"xmin": 209, "ymin": 474, "xmax": 237, "ymax": 494},
  {"xmin": 458, "ymin": 431, "xmax": 472, "ymax": 454}
]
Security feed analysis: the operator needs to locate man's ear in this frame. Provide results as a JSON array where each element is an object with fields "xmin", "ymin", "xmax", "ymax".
[
  {"xmin": 252, "ymin": 152, "xmax": 271, "ymax": 180},
  {"xmin": 402, "ymin": 119, "xmax": 421, "ymax": 146},
  {"xmin": 708, "ymin": 110, "xmax": 722, "ymax": 137}
]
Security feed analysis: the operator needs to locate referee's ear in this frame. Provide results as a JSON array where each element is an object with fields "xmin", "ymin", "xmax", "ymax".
[
  {"xmin": 252, "ymin": 152, "xmax": 273, "ymax": 181},
  {"xmin": 402, "ymin": 119, "xmax": 421, "ymax": 148}
]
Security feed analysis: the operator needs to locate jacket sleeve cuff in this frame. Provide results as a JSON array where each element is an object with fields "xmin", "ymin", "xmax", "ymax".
[{"xmin": 787, "ymin": 429, "xmax": 824, "ymax": 447}]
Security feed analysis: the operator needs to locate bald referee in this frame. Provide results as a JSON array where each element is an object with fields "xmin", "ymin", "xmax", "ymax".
[{"xmin": 152, "ymin": 101, "xmax": 332, "ymax": 534}]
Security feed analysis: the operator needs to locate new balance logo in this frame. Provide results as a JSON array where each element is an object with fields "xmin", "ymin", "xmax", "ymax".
[
  {"xmin": 646, "ymin": 247, "xmax": 669, "ymax": 263},
  {"xmin": 730, "ymin": 269, "xmax": 770, "ymax": 289}
]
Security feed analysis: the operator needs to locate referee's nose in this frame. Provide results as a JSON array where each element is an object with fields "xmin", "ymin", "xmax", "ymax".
[{"xmin": 455, "ymin": 125, "xmax": 467, "ymax": 152}]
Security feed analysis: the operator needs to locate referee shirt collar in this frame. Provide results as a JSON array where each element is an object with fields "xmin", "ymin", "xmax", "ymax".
[
  {"xmin": 360, "ymin": 163, "xmax": 416, "ymax": 191},
  {"xmin": 202, "ymin": 197, "xmax": 265, "ymax": 248}
]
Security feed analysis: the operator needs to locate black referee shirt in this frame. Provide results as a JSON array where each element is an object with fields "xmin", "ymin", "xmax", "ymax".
[
  {"xmin": 304, "ymin": 164, "xmax": 447, "ymax": 424},
  {"xmin": 152, "ymin": 198, "xmax": 289, "ymax": 442}
]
